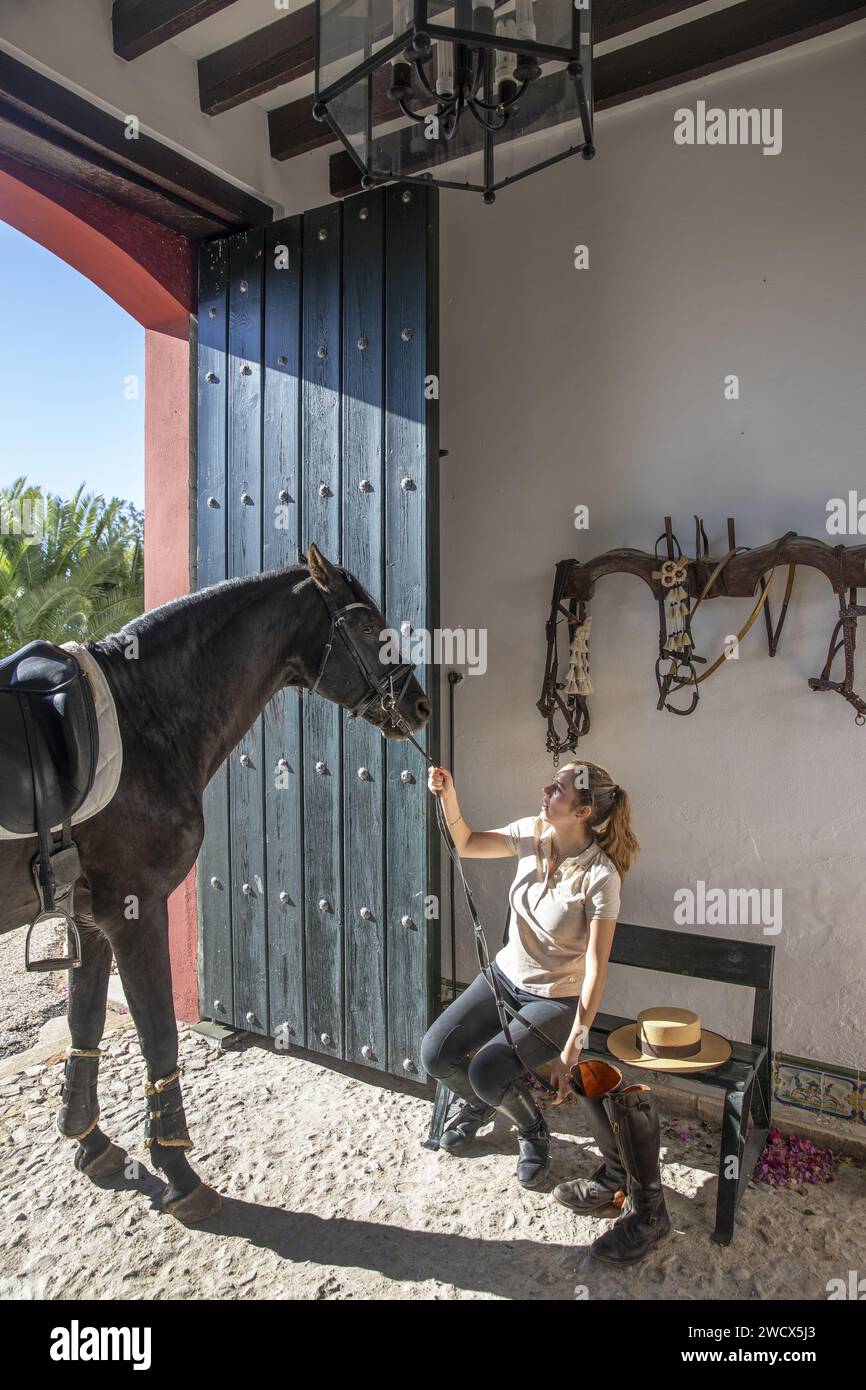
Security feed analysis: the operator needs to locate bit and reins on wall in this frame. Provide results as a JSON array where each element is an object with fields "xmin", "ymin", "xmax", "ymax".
[{"xmin": 538, "ymin": 516, "xmax": 866, "ymax": 762}]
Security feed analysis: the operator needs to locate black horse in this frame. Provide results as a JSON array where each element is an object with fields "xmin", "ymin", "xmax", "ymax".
[{"xmin": 0, "ymin": 543, "xmax": 430, "ymax": 1220}]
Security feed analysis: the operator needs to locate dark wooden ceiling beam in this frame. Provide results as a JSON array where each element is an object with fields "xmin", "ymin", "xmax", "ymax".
[
  {"xmin": 0, "ymin": 50, "xmax": 272, "ymax": 233},
  {"xmin": 328, "ymin": 0, "xmax": 866, "ymax": 194},
  {"xmin": 594, "ymin": 0, "xmax": 866, "ymax": 105},
  {"xmin": 112, "ymin": 0, "xmax": 241, "ymax": 61},
  {"xmin": 198, "ymin": 10, "xmax": 314, "ymax": 116}
]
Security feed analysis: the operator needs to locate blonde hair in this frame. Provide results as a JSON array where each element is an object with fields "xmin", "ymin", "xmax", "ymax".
[{"xmin": 532, "ymin": 760, "xmax": 640, "ymax": 887}]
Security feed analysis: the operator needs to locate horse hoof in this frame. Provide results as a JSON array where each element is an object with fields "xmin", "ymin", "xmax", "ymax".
[
  {"xmin": 161, "ymin": 1182, "xmax": 222, "ymax": 1223},
  {"xmin": 76, "ymin": 1140, "xmax": 127, "ymax": 1179}
]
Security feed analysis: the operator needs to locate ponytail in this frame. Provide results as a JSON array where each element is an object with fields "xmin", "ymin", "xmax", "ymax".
[{"xmin": 588, "ymin": 779, "xmax": 640, "ymax": 879}]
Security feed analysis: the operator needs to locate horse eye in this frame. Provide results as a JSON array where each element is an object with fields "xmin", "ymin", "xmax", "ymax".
[{"xmin": 362, "ymin": 623, "xmax": 374, "ymax": 635}]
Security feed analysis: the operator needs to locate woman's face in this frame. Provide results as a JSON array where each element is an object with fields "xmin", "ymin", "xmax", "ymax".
[{"xmin": 541, "ymin": 769, "xmax": 586, "ymax": 826}]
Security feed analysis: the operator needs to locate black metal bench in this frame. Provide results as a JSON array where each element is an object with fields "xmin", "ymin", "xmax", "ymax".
[{"xmin": 424, "ymin": 919, "xmax": 774, "ymax": 1247}]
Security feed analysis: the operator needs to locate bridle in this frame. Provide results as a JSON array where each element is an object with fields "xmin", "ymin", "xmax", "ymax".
[
  {"xmin": 308, "ymin": 572, "xmax": 567, "ymax": 1095},
  {"xmin": 308, "ymin": 575, "xmax": 417, "ymax": 723}
]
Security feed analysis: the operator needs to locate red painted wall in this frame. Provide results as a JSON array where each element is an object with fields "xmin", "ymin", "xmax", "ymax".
[
  {"xmin": 0, "ymin": 156, "xmax": 200, "ymax": 1020},
  {"xmin": 145, "ymin": 319, "xmax": 199, "ymax": 1022}
]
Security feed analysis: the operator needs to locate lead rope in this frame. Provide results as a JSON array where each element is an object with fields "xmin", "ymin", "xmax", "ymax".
[{"xmin": 387, "ymin": 713, "xmax": 564, "ymax": 1095}]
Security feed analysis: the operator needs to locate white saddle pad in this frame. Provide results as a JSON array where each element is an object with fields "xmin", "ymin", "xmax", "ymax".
[{"xmin": 0, "ymin": 641, "xmax": 123, "ymax": 840}]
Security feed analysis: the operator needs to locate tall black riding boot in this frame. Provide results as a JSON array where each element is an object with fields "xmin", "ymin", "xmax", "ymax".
[
  {"xmin": 590, "ymin": 1084, "xmax": 671, "ymax": 1264},
  {"xmin": 554, "ymin": 1059, "xmax": 627, "ymax": 1216},
  {"xmin": 438, "ymin": 1059, "xmax": 496, "ymax": 1151},
  {"xmin": 495, "ymin": 1078, "xmax": 550, "ymax": 1189}
]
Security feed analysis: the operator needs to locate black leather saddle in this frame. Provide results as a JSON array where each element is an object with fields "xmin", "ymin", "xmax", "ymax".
[
  {"xmin": 0, "ymin": 640, "xmax": 98, "ymax": 969},
  {"xmin": 0, "ymin": 640, "xmax": 98, "ymax": 834}
]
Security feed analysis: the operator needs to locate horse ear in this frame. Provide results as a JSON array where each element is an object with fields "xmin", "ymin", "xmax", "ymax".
[{"xmin": 306, "ymin": 541, "xmax": 332, "ymax": 591}]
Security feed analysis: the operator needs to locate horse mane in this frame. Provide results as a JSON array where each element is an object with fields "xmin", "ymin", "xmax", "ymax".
[{"xmin": 91, "ymin": 562, "xmax": 310, "ymax": 660}]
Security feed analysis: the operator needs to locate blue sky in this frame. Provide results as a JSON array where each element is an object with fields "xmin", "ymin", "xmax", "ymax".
[{"xmin": 0, "ymin": 222, "xmax": 145, "ymax": 508}]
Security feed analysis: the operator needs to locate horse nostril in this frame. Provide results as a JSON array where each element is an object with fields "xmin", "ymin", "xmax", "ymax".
[{"xmin": 416, "ymin": 698, "xmax": 432, "ymax": 720}]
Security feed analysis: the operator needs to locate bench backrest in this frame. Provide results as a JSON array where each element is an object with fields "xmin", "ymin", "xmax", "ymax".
[{"xmin": 609, "ymin": 921, "xmax": 774, "ymax": 1053}]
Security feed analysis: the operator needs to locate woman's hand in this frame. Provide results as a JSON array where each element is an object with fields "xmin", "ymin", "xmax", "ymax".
[
  {"xmin": 427, "ymin": 765, "xmax": 454, "ymax": 797},
  {"xmin": 547, "ymin": 1056, "xmax": 574, "ymax": 1106},
  {"xmin": 547, "ymin": 1033, "xmax": 586, "ymax": 1105}
]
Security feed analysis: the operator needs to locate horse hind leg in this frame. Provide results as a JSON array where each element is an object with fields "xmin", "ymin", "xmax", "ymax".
[
  {"xmin": 59, "ymin": 918, "xmax": 126, "ymax": 1179},
  {"xmin": 109, "ymin": 898, "xmax": 221, "ymax": 1223}
]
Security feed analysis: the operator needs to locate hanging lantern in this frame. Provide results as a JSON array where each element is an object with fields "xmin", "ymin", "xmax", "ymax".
[{"xmin": 314, "ymin": 0, "xmax": 594, "ymax": 203}]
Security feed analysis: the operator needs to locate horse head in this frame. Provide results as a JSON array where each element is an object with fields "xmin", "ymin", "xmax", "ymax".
[{"xmin": 301, "ymin": 542, "xmax": 431, "ymax": 739}]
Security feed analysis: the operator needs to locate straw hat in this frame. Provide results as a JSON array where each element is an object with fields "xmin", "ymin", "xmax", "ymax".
[{"xmin": 606, "ymin": 1006, "xmax": 731, "ymax": 1073}]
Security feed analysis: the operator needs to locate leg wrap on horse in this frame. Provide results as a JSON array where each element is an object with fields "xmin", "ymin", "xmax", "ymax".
[
  {"xmin": 143, "ymin": 1069, "xmax": 193, "ymax": 1152},
  {"xmin": 56, "ymin": 1048, "xmax": 100, "ymax": 1141}
]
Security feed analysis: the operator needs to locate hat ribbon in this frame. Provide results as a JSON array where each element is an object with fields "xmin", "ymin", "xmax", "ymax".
[{"xmin": 637, "ymin": 1030, "xmax": 703, "ymax": 1059}]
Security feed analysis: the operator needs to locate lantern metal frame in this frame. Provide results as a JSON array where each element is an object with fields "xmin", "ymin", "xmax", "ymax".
[{"xmin": 314, "ymin": 0, "xmax": 594, "ymax": 202}]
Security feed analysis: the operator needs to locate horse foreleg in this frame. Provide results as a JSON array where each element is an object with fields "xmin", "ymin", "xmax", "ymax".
[
  {"xmin": 58, "ymin": 918, "xmax": 126, "ymax": 1179},
  {"xmin": 109, "ymin": 898, "xmax": 221, "ymax": 1223}
]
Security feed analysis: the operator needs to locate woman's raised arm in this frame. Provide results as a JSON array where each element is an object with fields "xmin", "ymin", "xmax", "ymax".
[{"xmin": 426, "ymin": 766, "xmax": 517, "ymax": 859}]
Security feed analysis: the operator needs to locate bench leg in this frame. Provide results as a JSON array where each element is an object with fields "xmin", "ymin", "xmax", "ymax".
[
  {"xmin": 423, "ymin": 1080, "xmax": 457, "ymax": 1151},
  {"xmin": 714, "ymin": 1079, "xmax": 766, "ymax": 1247}
]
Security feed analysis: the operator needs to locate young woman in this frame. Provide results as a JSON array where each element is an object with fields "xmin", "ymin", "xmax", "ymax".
[{"xmin": 420, "ymin": 760, "xmax": 639, "ymax": 1190}]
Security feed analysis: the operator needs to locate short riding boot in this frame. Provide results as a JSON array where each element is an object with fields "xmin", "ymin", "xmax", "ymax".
[
  {"xmin": 438, "ymin": 1059, "xmax": 496, "ymax": 1151},
  {"xmin": 590, "ymin": 1084, "xmax": 672, "ymax": 1264},
  {"xmin": 554, "ymin": 1062, "xmax": 627, "ymax": 1216},
  {"xmin": 495, "ymin": 1078, "xmax": 551, "ymax": 1189},
  {"xmin": 439, "ymin": 1097, "xmax": 497, "ymax": 1150}
]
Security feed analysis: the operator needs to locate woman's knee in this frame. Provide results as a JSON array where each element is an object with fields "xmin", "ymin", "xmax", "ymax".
[
  {"xmin": 467, "ymin": 1044, "xmax": 514, "ymax": 1106},
  {"xmin": 420, "ymin": 1024, "xmax": 458, "ymax": 1080}
]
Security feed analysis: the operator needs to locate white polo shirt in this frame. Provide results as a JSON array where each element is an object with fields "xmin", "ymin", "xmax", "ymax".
[{"xmin": 493, "ymin": 816, "xmax": 622, "ymax": 999}]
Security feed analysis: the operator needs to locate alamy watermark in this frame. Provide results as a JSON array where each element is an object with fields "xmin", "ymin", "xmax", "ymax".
[
  {"xmin": 675, "ymin": 101, "xmax": 782, "ymax": 157},
  {"xmin": 674, "ymin": 880, "xmax": 782, "ymax": 934},
  {"xmin": 50, "ymin": 1320, "xmax": 151, "ymax": 1369},
  {"xmin": 379, "ymin": 624, "xmax": 487, "ymax": 675},
  {"xmin": 827, "ymin": 491, "xmax": 866, "ymax": 535},
  {"xmin": 0, "ymin": 494, "xmax": 45, "ymax": 545}
]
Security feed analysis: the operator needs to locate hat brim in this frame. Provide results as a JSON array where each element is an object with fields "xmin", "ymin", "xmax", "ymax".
[{"xmin": 606, "ymin": 1022, "xmax": 732, "ymax": 1072}]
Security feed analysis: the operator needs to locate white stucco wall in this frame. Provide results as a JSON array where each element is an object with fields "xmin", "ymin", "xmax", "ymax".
[{"xmin": 437, "ymin": 30, "xmax": 866, "ymax": 1070}]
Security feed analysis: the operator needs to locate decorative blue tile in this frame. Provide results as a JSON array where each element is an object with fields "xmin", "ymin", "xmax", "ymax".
[
  {"xmin": 819, "ymin": 1072, "xmax": 859, "ymax": 1120},
  {"xmin": 775, "ymin": 1063, "xmax": 824, "ymax": 1114}
]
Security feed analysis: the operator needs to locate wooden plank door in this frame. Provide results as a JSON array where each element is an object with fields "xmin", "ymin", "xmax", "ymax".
[
  {"xmin": 195, "ymin": 188, "xmax": 440, "ymax": 1081},
  {"xmin": 262, "ymin": 216, "xmax": 304, "ymax": 1049}
]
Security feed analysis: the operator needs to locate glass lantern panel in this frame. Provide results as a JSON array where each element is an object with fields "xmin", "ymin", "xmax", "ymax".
[
  {"xmin": 318, "ymin": 0, "xmax": 414, "ymax": 95},
  {"xmin": 329, "ymin": 75, "xmax": 371, "ymax": 166},
  {"xmin": 366, "ymin": 70, "xmax": 588, "ymax": 187},
  {"xmin": 490, "ymin": 67, "xmax": 587, "ymax": 187}
]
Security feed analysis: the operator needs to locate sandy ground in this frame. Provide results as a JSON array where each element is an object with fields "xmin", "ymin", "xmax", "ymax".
[
  {"xmin": 0, "ymin": 924, "xmax": 67, "ymax": 1061},
  {"xmin": 1, "ymin": 1017, "xmax": 863, "ymax": 1301}
]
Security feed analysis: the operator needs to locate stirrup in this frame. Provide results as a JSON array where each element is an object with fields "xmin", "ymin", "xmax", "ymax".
[
  {"xmin": 25, "ymin": 839, "xmax": 83, "ymax": 972},
  {"xmin": 24, "ymin": 909, "xmax": 82, "ymax": 972}
]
